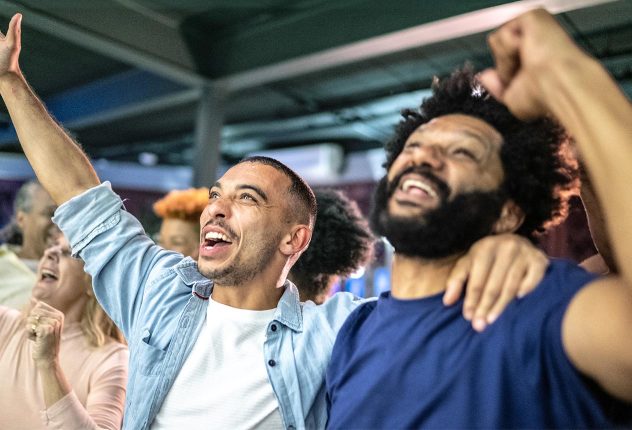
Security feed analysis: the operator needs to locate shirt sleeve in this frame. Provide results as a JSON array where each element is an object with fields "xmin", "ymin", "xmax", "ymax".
[
  {"xmin": 40, "ymin": 347, "xmax": 129, "ymax": 430},
  {"xmin": 52, "ymin": 182, "xmax": 182, "ymax": 338}
]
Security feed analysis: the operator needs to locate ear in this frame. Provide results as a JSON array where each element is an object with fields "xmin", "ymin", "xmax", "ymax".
[
  {"xmin": 279, "ymin": 225, "xmax": 312, "ymax": 257},
  {"xmin": 492, "ymin": 200, "xmax": 525, "ymax": 234},
  {"xmin": 15, "ymin": 209, "xmax": 26, "ymax": 227}
]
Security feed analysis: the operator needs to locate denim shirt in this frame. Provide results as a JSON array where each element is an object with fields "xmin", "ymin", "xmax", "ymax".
[{"xmin": 53, "ymin": 183, "xmax": 365, "ymax": 430}]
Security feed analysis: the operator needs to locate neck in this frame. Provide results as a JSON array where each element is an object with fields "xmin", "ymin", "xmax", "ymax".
[
  {"xmin": 17, "ymin": 243, "xmax": 39, "ymax": 260},
  {"xmin": 211, "ymin": 270, "xmax": 286, "ymax": 310},
  {"xmin": 63, "ymin": 297, "xmax": 89, "ymax": 325},
  {"xmin": 390, "ymin": 252, "xmax": 462, "ymax": 299}
]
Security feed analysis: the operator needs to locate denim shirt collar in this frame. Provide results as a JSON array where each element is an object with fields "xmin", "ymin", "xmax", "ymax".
[
  {"xmin": 173, "ymin": 258, "xmax": 213, "ymax": 300},
  {"xmin": 274, "ymin": 281, "xmax": 303, "ymax": 333},
  {"xmin": 173, "ymin": 259, "xmax": 302, "ymax": 331}
]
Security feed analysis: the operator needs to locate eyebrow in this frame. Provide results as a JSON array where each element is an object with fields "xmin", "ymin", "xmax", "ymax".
[
  {"xmin": 211, "ymin": 181, "xmax": 269, "ymax": 202},
  {"xmin": 412, "ymin": 129, "xmax": 492, "ymax": 149},
  {"xmin": 238, "ymin": 184, "xmax": 268, "ymax": 202}
]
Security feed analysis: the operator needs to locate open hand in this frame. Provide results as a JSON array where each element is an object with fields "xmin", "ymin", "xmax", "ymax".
[
  {"xmin": 443, "ymin": 234, "xmax": 548, "ymax": 332},
  {"xmin": 0, "ymin": 13, "xmax": 21, "ymax": 77}
]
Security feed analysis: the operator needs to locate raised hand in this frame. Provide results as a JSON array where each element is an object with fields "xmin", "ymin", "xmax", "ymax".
[
  {"xmin": 0, "ymin": 13, "xmax": 22, "ymax": 78},
  {"xmin": 25, "ymin": 299, "xmax": 64, "ymax": 368},
  {"xmin": 479, "ymin": 9, "xmax": 587, "ymax": 120},
  {"xmin": 443, "ymin": 234, "xmax": 548, "ymax": 332}
]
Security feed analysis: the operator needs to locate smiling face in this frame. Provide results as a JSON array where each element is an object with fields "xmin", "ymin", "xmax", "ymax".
[
  {"xmin": 197, "ymin": 162, "xmax": 294, "ymax": 287},
  {"xmin": 371, "ymin": 114, "xmax": 511, "ymax": 258},
  {"xmin": 32, "ymin": 235, "xmax": 91, "ymax": 313},
  {"xmin": 387, "ymin": 114, "xmax": 504, "ymax": 216}
]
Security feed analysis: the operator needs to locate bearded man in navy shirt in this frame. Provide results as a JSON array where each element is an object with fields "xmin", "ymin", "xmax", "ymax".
[{"xmin": 326, "ymin": 9, "xmax": 632, "ymax": 429}]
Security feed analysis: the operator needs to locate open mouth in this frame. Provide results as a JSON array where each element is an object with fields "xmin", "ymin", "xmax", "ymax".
[
  {"xmin": 202, "ymin": 231, "xmax": 233, "ymax": 249},
  {"xmin": 40, "ymin": 269, "xmax": 59, "ymax": 281},
  {"xmin": 400, "ymin": 178, "xmax": 439, "ymax": 199}
]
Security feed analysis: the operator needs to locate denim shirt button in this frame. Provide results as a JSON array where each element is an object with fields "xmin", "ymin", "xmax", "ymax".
[
  {"xmin": 270, "ymin": 324, "xmax": 277, "ymax": 332},
  {"xmin": 268, "ymin": 359, "xmax": 276, "ymax": 367}
]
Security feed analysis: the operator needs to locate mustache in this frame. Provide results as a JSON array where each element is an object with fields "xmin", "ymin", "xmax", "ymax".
[
  {"xmin": 387, "ymin": 165, "xmax": 451, "ymax": 200},
  {"xmin": 202, "ymin": 220, "xmax": 238, "ymax": 241}
]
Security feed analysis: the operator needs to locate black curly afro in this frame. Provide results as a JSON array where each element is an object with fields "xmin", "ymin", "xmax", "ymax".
[
  {"xmin": 289, "ymin": 189, "xmax": 374, "ymax": 303},
  {"xmin": 383, "ymin": 66, "xmax": 577, "ymax": 239}
]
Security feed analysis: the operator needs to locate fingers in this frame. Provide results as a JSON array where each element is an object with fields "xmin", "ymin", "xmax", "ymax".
[
  {"xmin": 444, "ymin": 255, "xmax": 471, "ymax": 306},
  {"xmin": 478, "ymin": 69, "xmax": 505, "ymax": 101},
  {"xmin": 25, "ymin": 301, "xmax": 64, "ymax": 343},
  {"xmin": 462, "ymin": 250, "xmax": 494, "ymax": 322},
  {"xmin": 486, "ymin": 19, "xmax": 521, "ymax": 86},
  {"xmin": 469, "ymin": 247, "xmax": 516, "ymax": 331},
  {"xmin": 31, "ymin": 300, "xmax": 64, "ymax": 319},
  {"xmin": 517, "ymin": 253, "xmax": 548, "ymax": 297},
  {"xmin": 460, "ymin": 234, "xmax": 548, "ymax": 332},
  {"xmin": 6, "ymin": 13, "xmax": 22, "ymax": 46},
  {"xmin": 485, "ymin": 261, "xmax": 527, "ymax": 325}
]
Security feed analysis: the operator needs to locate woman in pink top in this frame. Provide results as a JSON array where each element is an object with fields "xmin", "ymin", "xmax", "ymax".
[{"xmin": 0, "ymin": 233, "xmax": 128, "ymax": 429}]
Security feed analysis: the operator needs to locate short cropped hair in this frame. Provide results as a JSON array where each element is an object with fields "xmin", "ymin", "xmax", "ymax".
[
  {"xmin": 239, "ymin": 156, "xmax": 317, "ymax": 228},
  {"xmin": 13, "ymin": 180, "xmax": 41, "ymax": 214},
  {"xmin": 290, "ymin": 189, "xmax": 374, "ymax": 302},
  {"xmin": 384, "ymin": 67, "xmax": 576, "ymax": 239}
]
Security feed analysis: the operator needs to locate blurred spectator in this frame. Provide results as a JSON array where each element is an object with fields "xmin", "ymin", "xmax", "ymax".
[
  {"xmin": 153, "ymin": 188, "xmax": 208, "ymax": 259},
  {"xmin": 0, "ymin": 233, "xmax": 128, "ymax": 429},
  {"xmin": 288, "ymin": 189, "xmax": 374, "ymax": 303},
  {"xmin": 0, "ymin": 181, "xmax": 56, "ymax": 308}
]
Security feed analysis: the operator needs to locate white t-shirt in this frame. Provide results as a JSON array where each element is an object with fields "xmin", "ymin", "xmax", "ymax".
[{"xmin": 151, "ymin": 297, "xmax": 283, "ymax": 429}]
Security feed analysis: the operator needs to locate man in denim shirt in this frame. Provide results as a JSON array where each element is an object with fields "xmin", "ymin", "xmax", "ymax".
[{"xmin": 0, "ymin": 14, "xmax": 550, "ymax": 430}]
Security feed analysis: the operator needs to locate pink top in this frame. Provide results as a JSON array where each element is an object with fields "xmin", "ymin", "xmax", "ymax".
[{"xmin": 0, "ymin": 306, "xmax": 128, "ymax": 429}]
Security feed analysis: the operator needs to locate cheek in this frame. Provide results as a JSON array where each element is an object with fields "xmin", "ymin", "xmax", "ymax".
[{"xmin": 388, "ymin": 157, "xmax": 409, "ymax": 181}]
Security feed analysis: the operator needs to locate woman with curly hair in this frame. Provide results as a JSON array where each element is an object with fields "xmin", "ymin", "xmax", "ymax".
[
  {"xmin": 153, "ymin": 188, "xmax": 208, "ymax": 259},
  {"xmin": 0, "ymin": 231, "xmax": 128, "ymax": 429},
  {"xmin": 289, "ymin": 189, "xmax": 374, "ymax": 304}
]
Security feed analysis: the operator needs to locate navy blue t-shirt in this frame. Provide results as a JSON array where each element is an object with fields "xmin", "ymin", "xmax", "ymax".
[{"xmin": 326, "ymin": 260, "xmax": 631, "ymax": 428}]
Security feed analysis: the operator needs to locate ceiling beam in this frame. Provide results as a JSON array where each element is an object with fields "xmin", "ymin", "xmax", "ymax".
[
  {"xmin": 0, "ymin": 0, "xmax": 211, "ymax": 87},
  {"xmin": 215, "ymin": 0, "xmax": 618, "ymax": 92},
  {"xmin": 0, "ymin": 69, "xmax": 199, "ymax": 146}
]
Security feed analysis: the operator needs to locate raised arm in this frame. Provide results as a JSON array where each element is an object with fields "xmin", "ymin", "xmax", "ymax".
[
  {"xmin": 481, "ymin": 9, "xmax": 632, "ymax": 402},
  {"xmin": 480, "ymin": 9, "xmax": 632, "ymax": 285},
  {"xmin": 0, "ymin": 14, "xmax": 99, "ymax": 205}
]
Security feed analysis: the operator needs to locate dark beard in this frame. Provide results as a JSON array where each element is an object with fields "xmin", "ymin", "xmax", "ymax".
[{"xmin": 369, "ymin": 172, "xmax": 506, "ymax": 259}]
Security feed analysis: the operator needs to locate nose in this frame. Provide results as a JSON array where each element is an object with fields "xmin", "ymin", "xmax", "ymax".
[
  {"xmin": 413, "ymin": 144, "xmax": 445, "ymax": 171},
  {"xmin": 43, "ymin": 244, "xmax": 60, "ymax": 262},
  {"xmin": 205, "ymin": 196, "xmax": 232, "ymax": 220}
]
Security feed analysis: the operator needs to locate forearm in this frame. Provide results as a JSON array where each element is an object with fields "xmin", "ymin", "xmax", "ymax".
[
  {"xmin": 41, "ymin": 391, "xmax": 101, "ymax": 430},
  {"xmin": 37, "ymin": 361, "xmax": 108, "ymax": 430},
  {"xmin": 540, "ymin": 56, "xmax": 632, "ymax": 285},
  {"xmin": 37, "ymin": 360, "xmax": 72, "ymax": 409},
  {"xmin": 0, "ymin": 71, "xmax": 100, "ymax": 204}
]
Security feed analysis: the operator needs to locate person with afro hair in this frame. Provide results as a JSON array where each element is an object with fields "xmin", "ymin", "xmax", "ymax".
[
  {"xmin": 327, "ymin": 9, "xmax": 632, "ymax": 428},
  {"xmin": 153, "ymin": 187, "xmax": 208, "ymax": 259},
  {"xmin": 289, "ymin": 189, "xmax": 373, "ymax": 304}
]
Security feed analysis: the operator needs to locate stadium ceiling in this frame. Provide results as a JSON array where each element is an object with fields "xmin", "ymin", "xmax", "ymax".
[{"xmin": 0, "ymin": 0, "xmax": 630, "ymax": 172}]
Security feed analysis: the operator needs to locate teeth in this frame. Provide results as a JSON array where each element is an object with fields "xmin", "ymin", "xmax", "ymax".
[
  {"xmin": 204, "ymin": 231, "xmax": 231, "ymax": 242},
  {"xmin": 41, "ymin": 269, "xmax": 58, "ymax": 280},
  {"xmin": 402, "ymin": 179, "xmax": 438, "ymax": 198}
]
